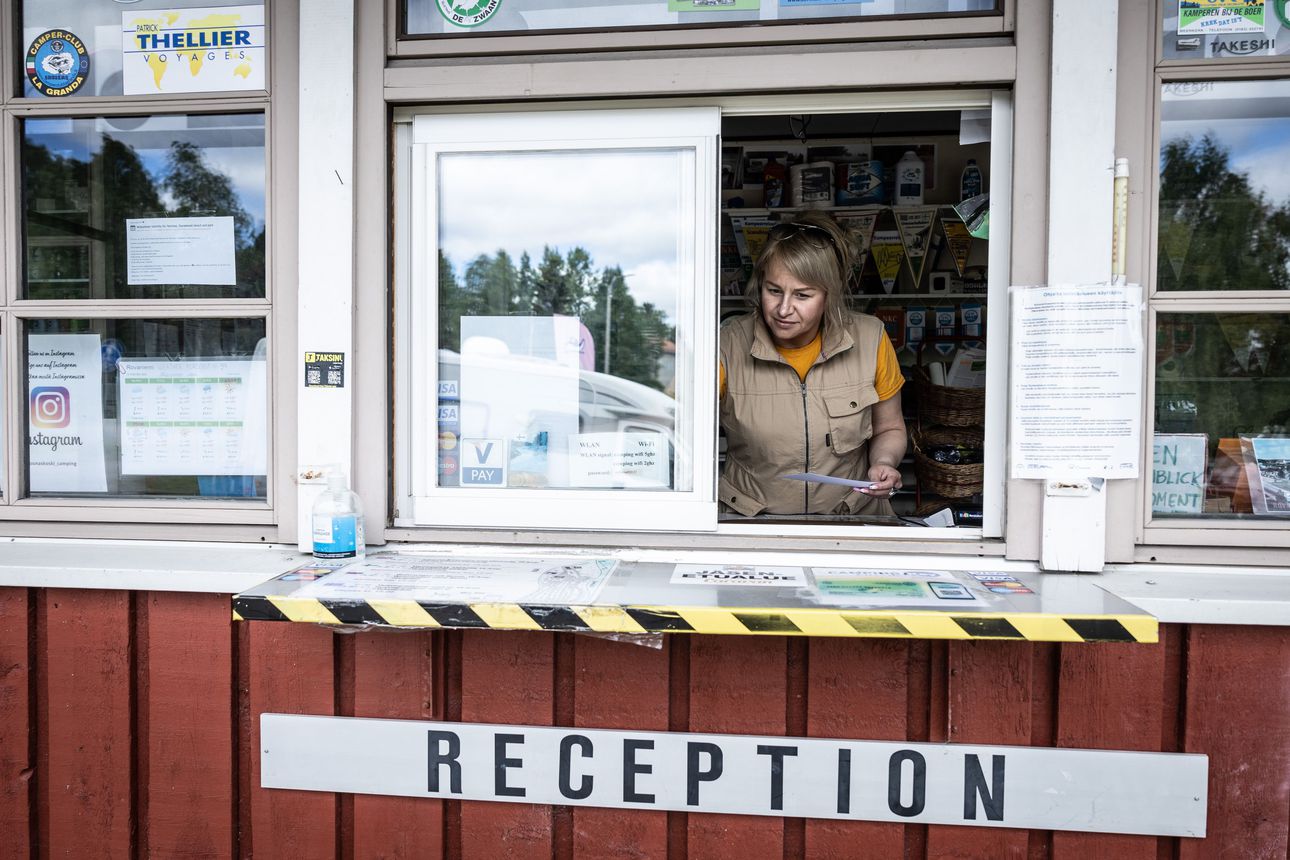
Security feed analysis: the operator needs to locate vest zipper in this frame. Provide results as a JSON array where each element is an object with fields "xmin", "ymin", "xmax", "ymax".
[{"xmin": 800, "ymin": 381, "xmax": 810, "ymax": 513}]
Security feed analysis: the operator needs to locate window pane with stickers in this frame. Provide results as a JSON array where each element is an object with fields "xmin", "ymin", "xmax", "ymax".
[
  {"xmin": 403, "ymin": 0, "xmax": 998, "ymax": 38},
  {"xmin": 23, "ymin": 317, "xmax": 267, "ymax": 499},
  {"xmin": 19, "ymin": 1, "xmax": 266, "ymax": 99},
  {"xmin": 1151, "ymin": 79, "xmax": 1290, "ymax": 522}
]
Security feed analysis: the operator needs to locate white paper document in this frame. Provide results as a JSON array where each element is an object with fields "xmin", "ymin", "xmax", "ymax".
[
  {"xmin": 292, "ymin": 555, "xmax": 618, "ymax": 605},
  {"xmin": 784, "ymin": 472, "xmax": 877, "ymax": 489},
  {"xmin": 671, "ymin": 565, "xmax": 809, "ymax": 587},
  {"xmin": 1010, "ymin": 284, "xmax": 1143, "ymax": 478},
  {"xmin": 568, "ymin": 432, "xmax": 670, "ymax": 488},
  {"xmin": 126, "ymin": 216, "xmax": 237, "ymax": 285},
  {"xmin": 117, "ymin": 358, "xmax": 266, "ymax": 475},
  {"xmin": 27, "ymin": 334, "xmax": 108, "ymax": 493}
]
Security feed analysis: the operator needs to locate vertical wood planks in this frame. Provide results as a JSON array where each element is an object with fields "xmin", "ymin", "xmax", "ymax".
[
  {"xmin": 41, "ymin": 589, "xmax": 132, "ymax": 858},
  {"xmin": 1180, "ymin": 626, "xmax": 1290, "ymax": 859},
  {"xmin": 143, "ymin": 592, "xmax": 236, "ymax": 860},
  {"xmin": 459, "ymin": 630, "xmax": 555, "ymax": 859},
  {"xmin": 1052, "ymin": 636, "xmax": 1166, "ymax": 860},
  {"xmin": 0, "ymin": 588, "xmax": 32, "ymax": 857},
  {"xmin": 686, "ymin": 635, "xmax": 787, "ymax": 859},
  {"xmin": 351, "ymin": 629, "xmax": 442, "ymax": 859},
  {"xmin": 571, "ymin": 634, "xmax": 671, "ymax": 859},
  {"xmin": 805, "ymin": 639, "xmax": 910, "ymax": 858},
  {"xmin": 245, "ymin": 621, "xmax": 337, "ymax": 859},
  {"xmin": 926, "ymin": 641, "xmax": 1035, "ymax": 860}
]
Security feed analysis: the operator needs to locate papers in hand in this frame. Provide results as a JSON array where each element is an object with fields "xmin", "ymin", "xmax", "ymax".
[{"xmin": 784, "ymin": 472, "xmax": 877, "ymax": 489}]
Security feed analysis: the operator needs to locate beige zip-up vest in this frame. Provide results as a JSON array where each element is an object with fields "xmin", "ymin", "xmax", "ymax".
[{"xmin": 719, "ymin": 311, "xmax": 892, "ymax": 517}]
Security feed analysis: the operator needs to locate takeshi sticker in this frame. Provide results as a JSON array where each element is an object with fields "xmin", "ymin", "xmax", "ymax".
[
  {"xmin": 26, "ymin": 30, "xmax": 90, "ymax": 97},
  {"xmin": 437, "ymin": 0, "xmax": 502, "ymax": 27}
]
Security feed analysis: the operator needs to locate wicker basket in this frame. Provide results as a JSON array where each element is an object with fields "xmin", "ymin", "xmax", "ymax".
[
  {"xmin": 912, "ymin": 426, "xmax": 984, "ymax": 499},
  {"xmin": 911, "ymin": 338, "xmax": 985, "ymax": 428},
  {"xmin": 912, "ymin": 362, "xmax": 985, "ymax": 428}
]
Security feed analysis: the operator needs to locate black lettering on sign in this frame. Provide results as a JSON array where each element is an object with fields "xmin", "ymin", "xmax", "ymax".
[
  {"xmin": 837, "ymin": 748, "xmax": 852, "ymax": 814},
  {"xmin": 427, "ymin": 730, "xmax": 462, "ymax": 794},
  {"xmin": 963, "ymin": 754, "xmax": 1006, "ymax": 821},
  {"xmin": 887, "ymin": 750, "xmax": 927, "ymax": 817},
  {"xmin": 494, "ymin": 733, "xmax": 525, "ymax": 798},
  {"xmin": 755, "ymin": 744, "xmax": 798, "ymax": 811},
  {"xmin": 559, "ymin": 735, "xmax": 594, "ymax": 800},
  {"xmin": 623, "ymin": 739, "xmax": 655, "ymax": 803},
  {"xmin": 686, "ymin": 742, "xmax": 724, "ymax": 806}
]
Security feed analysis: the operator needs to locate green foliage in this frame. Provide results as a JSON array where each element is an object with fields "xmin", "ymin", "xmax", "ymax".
[{"xmin": 1157, "ymin": 133, "xmax": 1290, "ymax": 292}]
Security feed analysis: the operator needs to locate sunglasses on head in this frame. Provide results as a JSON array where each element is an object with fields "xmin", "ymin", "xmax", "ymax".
[{"xmin": 767, "ymin": 221, "xmax": 847, "ymax": 273}]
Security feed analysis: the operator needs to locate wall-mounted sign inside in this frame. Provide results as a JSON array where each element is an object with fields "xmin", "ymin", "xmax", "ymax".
[{"xmin": 261, "ymin": 715, "xmax": 1208, "ymax": 837}]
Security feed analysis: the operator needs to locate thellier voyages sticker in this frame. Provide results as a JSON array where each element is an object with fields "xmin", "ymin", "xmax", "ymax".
[
  {"xmin": 26, "ymin": 30, "xmax": 90, "ymax": 97},
  {"xmin": 438, "ymin": 0, "xmax": 502, "ymax": 27}
]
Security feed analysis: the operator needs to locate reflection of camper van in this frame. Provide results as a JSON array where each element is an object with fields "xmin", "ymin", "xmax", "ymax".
[{"xmin": 437, "ymin": 349, "xmax": 676, "ymax": 488}]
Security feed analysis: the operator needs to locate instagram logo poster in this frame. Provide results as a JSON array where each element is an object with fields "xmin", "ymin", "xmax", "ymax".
[{"xmin": 27, "ymin": 334, "xmax": 107, "ymax": 493}]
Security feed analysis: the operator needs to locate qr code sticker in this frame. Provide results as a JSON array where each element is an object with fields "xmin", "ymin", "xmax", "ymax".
[{"xmin": 307, "ymin": 369, "xmax": 321, "ymax": 385}]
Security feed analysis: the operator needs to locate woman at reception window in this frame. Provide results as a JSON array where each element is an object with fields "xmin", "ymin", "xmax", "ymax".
[{"xmin": 719, "ymin": 211, "xmax": 906, "ymax": 516}]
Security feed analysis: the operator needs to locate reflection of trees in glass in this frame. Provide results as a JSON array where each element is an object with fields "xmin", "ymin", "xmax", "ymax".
[
  {"xmin": 1158, "ymin": 134, "xmax": 1290, "ymax": 292},
  {"xmin": 22, "ymin": 131, "xmax": 265, "ymax": 299},
  {"xmin": 439, "ymin": 246, "xmax": 671, "ymax": 391},
  {"xmin": 1155, "ymin": 138, "xmax": 1290, "ymax": 478}
]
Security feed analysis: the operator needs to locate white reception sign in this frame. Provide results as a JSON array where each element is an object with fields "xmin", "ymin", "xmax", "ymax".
[
  {"xmin": 126, "ymin": 216, "xmax": 237, "ymax": 286},
  {"xmin": 27, "ymin": 334, "xmax": 108, "ymax": 493},
  {"xmin": 121, "ymin": 5, "xmax": 265, "ymax": 95},
  {"xmin": 261, "ymin": 716, "xmax": 1208, "ymax": 837},
  {"xmin": 1010, "ymin": 285, "xmax": 1144, "ymax": 478}
]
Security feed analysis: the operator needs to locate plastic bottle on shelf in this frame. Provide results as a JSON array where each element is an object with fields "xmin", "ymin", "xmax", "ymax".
[
  {"xmin": 311, "ymin": 469, "xmax": 366, "ymax": 560},
  {"xmin": 894, "ymin": 151, "xmax": 925, "ymax": 206},
  {"xmin": 960, "ymin": 158, "xmax": 983, "ymax": 202}
]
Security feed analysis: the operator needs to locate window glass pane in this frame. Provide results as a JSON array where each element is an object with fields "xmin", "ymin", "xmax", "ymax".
[
  {"xmin": 20, "ymin": 2, "xmax": 265, "ymax": 98},
  {"xmin": 436, "ymin": 149, "xmax": 686, "ymax": 492},
  {"xmin": 22, "ymin": 113, "xmax": 266, "ymax": 300},
  {"xmin": 405, "ymin": 0, "xmax": 996, "ymax": 38},
  {"xmin": 24, "ymin": 318, "xmax": 267, "ymax": 499},
  {"xmin": 1162, "ymin": 2, "xmax": 1290, "ymax": 60},
  {"xmin": 1153, "ymin": 312, "xmax": 1290, "ymax": 518},
  {"xmin": 1158, "ymin": 79, "xmax": 1290, "ymax": 292}
]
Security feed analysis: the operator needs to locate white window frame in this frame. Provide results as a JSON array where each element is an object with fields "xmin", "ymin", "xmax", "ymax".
[
  {"xmin": 1138, "ymin": 68, "xmax": 1290, "ymax": 549},
  {"xmin": 392, "ymin": 92, "xmax": 1012, "ymax": 541},
  {"xmin": 400, "ymin": 108, "xmax": 720, "ymax": 532}
]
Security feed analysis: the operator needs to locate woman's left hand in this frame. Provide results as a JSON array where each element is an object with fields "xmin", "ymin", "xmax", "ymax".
[{"xmin": 855, "ymin": 463, "xmax": 902, "ymax": 496}]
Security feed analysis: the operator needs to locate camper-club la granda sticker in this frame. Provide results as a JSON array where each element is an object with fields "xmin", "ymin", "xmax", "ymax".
[{"xmin": 26, "ymin": 30, "xmax": 90, "ymax": 97}]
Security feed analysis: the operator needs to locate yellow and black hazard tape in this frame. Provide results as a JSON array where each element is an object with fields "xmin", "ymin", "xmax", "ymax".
[{"xmin": 231, "ymin": 595, "xmax": 1156, "ymax": 643}]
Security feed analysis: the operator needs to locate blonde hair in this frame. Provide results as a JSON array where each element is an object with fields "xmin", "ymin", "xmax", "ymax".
[{"xmin": 744, "ymin": 210, "xmax": 852, "ymax": 335}]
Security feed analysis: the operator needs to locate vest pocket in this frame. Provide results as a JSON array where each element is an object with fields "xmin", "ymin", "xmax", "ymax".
[
  {"xmin": 718, "ymin": 457, "xmax": 769, "ymax": 517},
  {"xmin": 824, "ymin": 390, "xmax": 877, "ymax": 455}
]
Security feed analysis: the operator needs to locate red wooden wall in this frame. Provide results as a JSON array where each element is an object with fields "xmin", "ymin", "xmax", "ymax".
[{"xmin": 2, "ymin": 586, "xmax": 1288, "ymax": 858}]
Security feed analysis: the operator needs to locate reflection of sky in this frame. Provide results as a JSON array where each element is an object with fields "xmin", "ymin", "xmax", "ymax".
[
  {"xmin": 1162, "ymin": 80, "xmax": 1290, "ymax": 206},
  {"xmin": 438, "ymin": 150, "xmax": 685, "ymax": 323},
  {"xmin": 23, "ymin": 114, "xmax": 266, "ymax": 232}
]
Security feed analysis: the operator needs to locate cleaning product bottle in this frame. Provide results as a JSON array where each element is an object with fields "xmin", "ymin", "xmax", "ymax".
[
  {"xmin": 960, "ymin": 158, "xmax": 983, "ymax": 202},
  {"xmin": 894, "ymin": 150, "xmax": 925, "ymax": 206},
  {"xmin": 312, "ymin": 468, "xmax": 365, "ymax": 559}
]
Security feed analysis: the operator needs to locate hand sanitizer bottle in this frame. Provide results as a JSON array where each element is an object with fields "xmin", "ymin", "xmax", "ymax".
[{"xmin": 312, "ymin": 469, "xmax": 365, "ymax": 559}]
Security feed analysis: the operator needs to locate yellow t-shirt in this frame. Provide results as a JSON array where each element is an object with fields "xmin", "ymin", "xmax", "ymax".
[{"xmin": 719, "ymin": 331, "xmax": 904, "ymax": 400}]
